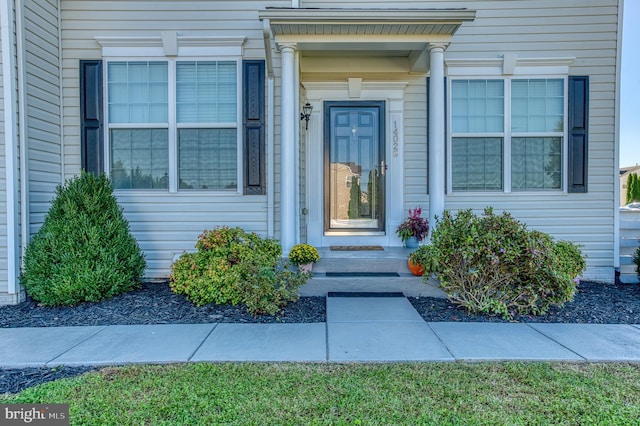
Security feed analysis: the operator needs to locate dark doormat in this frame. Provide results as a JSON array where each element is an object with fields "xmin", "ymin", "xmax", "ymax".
[
  {"xmin": 325, "ymin": 272, "xmax": 400, "ymax": 277},
  {"xmin": 328, "ymin": 292, "xmax": 405, "ymax": 298},
  {"xmin": 329, "ymin": 245, "xmax": 384, "ymax": 251}
]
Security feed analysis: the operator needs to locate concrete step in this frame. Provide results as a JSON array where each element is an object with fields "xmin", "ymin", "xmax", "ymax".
[
  {"xmin": 298, "ymin": 246, "xmax": 446, "ymax": 298},
  {"xmin": 299, "ymin": 274, "xmax": 446, "ymax": 298},
  {"xmin": 313, "ymin": 257, "xmax": 410, "ymax": 274}
]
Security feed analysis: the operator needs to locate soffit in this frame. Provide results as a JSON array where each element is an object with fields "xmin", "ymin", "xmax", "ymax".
[
  {"xmin": 259, "ymin": 8, "xmax": 476, "ymax": 74},
  {"xmin": 259, "ymin": 8, "xmax": 475, "ymax": 37}
]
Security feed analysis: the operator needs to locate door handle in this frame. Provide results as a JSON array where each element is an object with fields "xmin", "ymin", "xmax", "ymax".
[{"xmin": 379, "ymin": 160, "xmax": 388, "ymax": 176}]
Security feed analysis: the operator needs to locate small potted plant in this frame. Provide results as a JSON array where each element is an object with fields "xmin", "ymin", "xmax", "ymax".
[
  {"xmin": 288, "ymin": 243, "xmax": 320, "ymax": 272},
  {"xmin": 396, "ymin": 207, "xmax": 429, "ymax": 249},
  {"xmin": 408, "ymin": 245, "xmax": 430, "ymax": 276}
]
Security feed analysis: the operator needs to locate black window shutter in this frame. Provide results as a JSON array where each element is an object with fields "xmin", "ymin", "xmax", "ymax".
[
  {"xmin": 79, "ymin": 60, "xmax": 104, "ymax": 175},
  {"xmin": 243, "ymin": 60, "xmax": 265, "ymax": 195},
  {"xmin": 568, "ymin": 76, "xmax": 589, "ymax": 193}
]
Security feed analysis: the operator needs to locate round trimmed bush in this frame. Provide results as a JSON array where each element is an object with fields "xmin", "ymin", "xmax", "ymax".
[
  {"xmin": 417, "ymin": 208, "xmax": 586, "ymax": 318},
  {"xmin": 21, "ymin": 172, "xmax": 146, "ymax": 306},
  {"xmin": 170, "ymin": 226, "xmax": 309, "ymax": 315}
]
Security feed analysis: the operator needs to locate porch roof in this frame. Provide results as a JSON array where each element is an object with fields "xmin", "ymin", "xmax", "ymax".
[{"xmin": 259, "ymin": 8, "xmax": 476, "ymax": 75}]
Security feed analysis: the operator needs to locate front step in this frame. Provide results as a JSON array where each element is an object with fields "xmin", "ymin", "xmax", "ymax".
[{"xmin": 298, "ymin": 247, "xmax": 446, "ymax": 298}]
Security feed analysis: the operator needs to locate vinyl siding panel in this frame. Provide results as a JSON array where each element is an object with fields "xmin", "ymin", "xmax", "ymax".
[
  {"xmin": 24, "ymin": 0, "xmax": 62, "ymax": 232},
  {"xmin": 114, "ymin": 192, "xmax": 268, "ymax": 277},
  {"xmin": 61, "ymin": 1, "xmax": 289, "ymax": 277}
]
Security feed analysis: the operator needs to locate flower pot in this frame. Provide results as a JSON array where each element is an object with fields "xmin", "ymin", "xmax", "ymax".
[
  {"xmin": 299, "ymin": 262, "xmax": 313, "ymax": 273},
  {"xmin": 404, "ymin": 236, "xmax": 419, "ymax": 249},
  {"xmin": 408, "ymin": 258, "xmax": 425, "ymax": 276}
]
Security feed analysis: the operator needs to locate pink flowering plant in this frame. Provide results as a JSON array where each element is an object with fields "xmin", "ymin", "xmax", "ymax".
[
  {"xmin": 396, "ymin": 207, "xmax": 430, "ymax": 242},
  {"xmin": 417, "ymin": 207, "xmax": 585, "ymax": 319}
]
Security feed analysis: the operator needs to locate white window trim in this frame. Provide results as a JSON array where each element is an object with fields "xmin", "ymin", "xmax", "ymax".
[
  {"xmin": 447, "ymin": 74, "xmax": 569, "ymax": 194},
  {"xmin": 102, "ymin": 45, "xmax": 244, "ymax": 193},
  {"xmin": 445, "ymin": 56, "xmax": 575, "ymax": 77},
  {"xmin": 96, "ymin": 35, "xmax": 246, "ymax": 57}
]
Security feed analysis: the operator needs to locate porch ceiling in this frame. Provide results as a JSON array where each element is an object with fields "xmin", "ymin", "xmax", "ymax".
[{"xmin": 259, "ymin": 8, "xmax": 476, "ymax": 74}]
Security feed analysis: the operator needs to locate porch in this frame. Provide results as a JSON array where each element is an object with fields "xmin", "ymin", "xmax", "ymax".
[{"xmin": 298, "ymin": 247, "xmax": 445, "ymax": 297}]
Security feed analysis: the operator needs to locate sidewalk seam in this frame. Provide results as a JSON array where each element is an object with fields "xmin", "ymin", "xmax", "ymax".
[
  {"xmin": 187, "ymin": 323, "xmax": 219, "ymax": 362},
  {"xmin": 325, "ymin": 320, "xmax": 330, "ymax": 361},
  {"xmin": 525, "ymin": 324, "xmax": 587, "ymax": 361},
  {"xmin": 46, "ymin": 326, "xmax": 108, "ymax": 367},
  {"xmin": 426, "ymin": 322, "xmax": 457, "ymax": 360}
]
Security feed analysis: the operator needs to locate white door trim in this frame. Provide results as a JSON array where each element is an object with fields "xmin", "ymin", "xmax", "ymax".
[{"xmin": 302, "ymin": 81, "xmax": 407, "ymax": 247}]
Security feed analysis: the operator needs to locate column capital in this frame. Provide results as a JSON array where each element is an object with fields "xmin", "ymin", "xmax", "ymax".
[
  {"xmin": 427, "ymin": 43, "xmax": 448, "ymax": 53},
  {"xmin": 277, "ymin": 42, "xmax": 297, "ymax": 52}
]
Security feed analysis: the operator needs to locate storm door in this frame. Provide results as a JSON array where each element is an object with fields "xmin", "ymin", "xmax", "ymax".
[{"xmin": 324, "ymin": 101, "xmax": 385, "ymax": 232}]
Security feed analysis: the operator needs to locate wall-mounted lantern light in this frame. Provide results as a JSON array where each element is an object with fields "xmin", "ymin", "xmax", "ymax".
[{"xmin": 300, "ymin": 102, "xmax": 313, "ymax": 130}]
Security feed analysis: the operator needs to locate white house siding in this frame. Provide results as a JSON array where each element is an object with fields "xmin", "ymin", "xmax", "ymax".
[
  {"xmin": 60, "ymin": 1, "xmax": 289, "ymax": 277},
  {"xmin": 24, "ymin": 0, "xmax": 62, "ymax": 236},
  {"xmin": 301, "ymin": 0, "xmax": 620, "ymax": 282}
]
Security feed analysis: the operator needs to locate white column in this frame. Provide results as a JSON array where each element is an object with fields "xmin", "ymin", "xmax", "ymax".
[
  {"xmin": 280, "ymin": 44, "xmax": 297, "ymax": 253},
  {"xmin": 428, "ymin": 44, "xmax": 446, "ymax": 230}
]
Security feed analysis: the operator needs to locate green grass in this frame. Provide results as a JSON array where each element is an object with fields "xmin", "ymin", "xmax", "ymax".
[{"xmin": 2, "ymin": 362, "xmax": 640, "ymax": 425}]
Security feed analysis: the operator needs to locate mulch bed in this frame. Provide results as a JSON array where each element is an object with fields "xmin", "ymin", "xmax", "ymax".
[
  {"xmin": 409, "ymin": 280, "xmax": 640, "ymax": 324},
  {"xmin": 0, "ymin": 281, "xmax": 326, "ymax": 328}
]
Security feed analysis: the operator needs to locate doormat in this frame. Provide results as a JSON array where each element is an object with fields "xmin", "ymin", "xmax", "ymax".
[
  {"xmin": 329, "ymin": 245, "xmax": 384, "ymax": 251},
  {"xmin": 325, "ymin": 272, "xmax": 400, "ymax": 277},
  {"xmin": 328, "ymin": 292, "xmax": 405, "ymax": 298}
]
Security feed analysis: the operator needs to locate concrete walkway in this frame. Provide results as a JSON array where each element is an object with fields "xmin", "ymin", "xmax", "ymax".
[{"xmin": 2, "ymin": 294, "xmax": 640, "ymax": 367}]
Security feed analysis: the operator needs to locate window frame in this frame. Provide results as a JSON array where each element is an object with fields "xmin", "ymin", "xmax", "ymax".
[
  {"xmin": 103, "ymin": 56, "xmax": 243, "ymax": 193},
  {"xmin": 447, "ymin": 74, "xmax": 569, "ymax": 194}
]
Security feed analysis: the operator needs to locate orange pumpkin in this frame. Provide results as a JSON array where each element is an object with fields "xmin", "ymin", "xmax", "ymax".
[{"xmin": 408, "ymin": 258, "xmax": 425, "ymax": 276}]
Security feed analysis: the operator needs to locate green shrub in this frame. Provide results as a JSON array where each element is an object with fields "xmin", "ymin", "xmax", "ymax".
[
  {"xmin": 21, "ymin": 172, "xmax": 146, "ymax": 306},
  {"xmin": 170, "ymin": 226, "xmax": 308, "ymax": 315},
  {"xmin": 418, "ymin": 208, "xmax": 586, "ymax": 318},
  {"xmin": 634, "ymin": 246, "xmax": 640, "ymax": 280}
]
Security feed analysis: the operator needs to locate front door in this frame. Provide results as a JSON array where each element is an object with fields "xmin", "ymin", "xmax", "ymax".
[{"xmin": 324, "ymin": 101, "xmax": 385, "ymax": 233}]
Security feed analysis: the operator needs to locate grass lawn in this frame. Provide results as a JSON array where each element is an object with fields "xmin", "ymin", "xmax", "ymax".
[{"xmin": 2, "ymin": 362, "xmax": 640, "ymax": 425}]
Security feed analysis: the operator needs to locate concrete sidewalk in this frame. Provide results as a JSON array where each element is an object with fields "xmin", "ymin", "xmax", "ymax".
[{"xmin": 2, "ymin": 295, "xmax": 640, "ymax": 367}]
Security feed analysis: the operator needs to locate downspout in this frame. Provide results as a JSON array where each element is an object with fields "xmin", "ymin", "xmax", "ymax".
[
  {"xmin": 263, "ymin": 19, "xmax": 275, "ymax": 238},
  {"xmin": 57, "ymin": 0, "xmax": 64, "ymax": 182},
  {"xmin": 267, "ymin": 76, "xmax": 275, "ymax": 238},
  {"xmin": 294, "ymin": 51, "xmax": 300, "ymax": 242},
  {"xmin": 293, "ymin": 0, "xmax": 300, "ymax": 240},
  {"xmin": 16, "ymin": 0, "xmax": 28, "ymax": 275},
  {"xmin": 613, "ymin": 0, "xmax": 624, "ymax": 276},
  {"xmin": 1, "ymin": 0, "xmax": 19, "ymax": 296}
]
